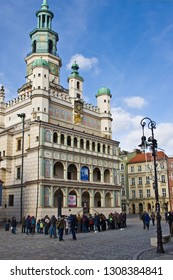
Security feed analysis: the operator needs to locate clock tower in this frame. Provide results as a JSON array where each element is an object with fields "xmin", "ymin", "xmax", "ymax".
[{"xmin": 25, "ymin": 0, "xmax": 62, "ymax": 86}]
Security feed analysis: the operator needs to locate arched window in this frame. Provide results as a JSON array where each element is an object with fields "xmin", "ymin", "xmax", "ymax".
[
  {"xmin": 60, "ymin": 134, "xmax": 64, "ymax": 144},
  {"xmin": 104, "ymin": 169, "xmax": 110, "ymax": 183},
  {"xmin": 77, "ymin": 81, "xmax": 80, "ymax": 90},
  {"xmin": 81, "ymin": 166, "xmax": 89, "ymax": 181},
  {"xmin": 67, "ymin": 136, "xmax": 71, "ymax": 146},
  {"xmin": 53, "ymin": 162, "xmax": 64, "ymax": 178},
  {"xmin": 67, "ymin": 164, "xmax": 77, "ymax": 180},
  {"xmin": 97, "ymin": 143, "xmax": 100, "ymax": 153},
  {"xmin": 48, "ymin": 40, "xmax": 53, "ymax": 54},
  {"xmin": 80, "ymin": 139, "xmax": 84, "ymax": 149},
  {"xmin": 103, "ymin": 144, "xmax": 105, "ymax": 154},
  {"xmin": 93, "ymin": 167, "xmax": 101, "ymax": 182},
  {"xmin": 92, "ymin": 142, "xmax": 95, "ymax": 152},
  {"xmin": 44, "ymin": 159, "xmax": 51, "ymax": 177},
  {"xmin": 53, "ymin": 132, "xmax": 58, "ymax": 143},
  {"xmin": 86, "ymin": 140, "xmax": 90, "ymax": 150},
  {"xmin": 32, "ymin": 40, "xmax": 36, "ymax": 53},
  {"xmin": 45, "ymin": 130, "xmax": 51, "ymax": 142},
  {"xmin": 74, "ymin": 137, "xmax": 78, "ymax": 147}
]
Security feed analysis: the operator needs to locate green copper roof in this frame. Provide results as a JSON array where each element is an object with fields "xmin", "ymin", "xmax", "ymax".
[
  {"xmin": 32, "ymin": 58, "xmax": 49, "ymax": 68},
  {"xmin": 68, "ymin": 61, "xmax": 84, "ymax": 82},
  {"xmin": 96, "ymin": 86, "xmax": 112, "ymax": 98}
]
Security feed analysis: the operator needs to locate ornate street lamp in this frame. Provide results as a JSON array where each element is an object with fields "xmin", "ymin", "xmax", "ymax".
[
  {"xmin": 139, "ymin": 117, "xmax": 164, "ymax": 253},
  {"xmin": 17, "ymin": 113, "xmax": 25, "ymax": 223}
]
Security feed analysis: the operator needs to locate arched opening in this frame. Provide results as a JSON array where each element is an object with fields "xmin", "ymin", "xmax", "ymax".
[
  {"xmin": 80, "ymin": 139, "xmax": 84, "ymax": 149},
  {"xmin": 74, "ymin": 137, "xmax": 78, "ymax": 147},
  {"xmin": 68, "ymin": 190, "xmax": 77, "ymax": 207},
  {"xmin": 48, "ymin": 39, "xmax": 53, "ymax": 54},
  {"xmin": 94, "ymin": 192, "xmax": 101, "ymax": 207},
  {"xmin": 77, "ymin": 81, "xmax": 80, "ymax": 90},
  {"xmin": 103, "ymin": 144, "xmax": 105, "ymax": 154},
  {"xmin": 81, "ymin": 166, "xmax": 89, "ymax": 181},
  {"xmin": 67, "ymin": 136, "xmax": 71, "ymax": 146},
  {"xmin": 105, "ymin": 192, "xmax": 111, "ymax": 207},
  {"xmin": 97, "ymin": 143, "xmax": 100, "ymax": 152},
  {"xmin": 139, "ymin": 203, "xmax": 143, "ymax": 213},
  {"xmin": 60, "ymin": 134, "xmax": 64, "ymax": 144},
  {"xmin": 82, "ymin": 191, "xmax": 90, "ymax": 214},
  {"xmin": 104, "ymin": 169, "xmax": 110, "ymax": 183},
  {"xmin": 32, "ymin": 40, "xmax": 36, "ymax": 53},
  {"xmin": 86, "ymin": 140, "xmax": 90, "ymax": 150},
  {"xmin": 67, "ymin": 164, "xmax": 77, "ymax": 180},
  {"xmin": 53, "ymin": 132, "xmax": 58, "ymax": 143},
  {"xmin": 93, "ymin": 167, "xmax": 101, "ymax": 182},
  {"xmin": 107, "ymin": 145, "xmax": 111, "ymax": 155},
  {"xmin": 53, "ymin": 162, "xmax": 64, "ymax": 178},
  {"xmin": 92, "ymin": 142, "xmax": 95, "ymax": 152}
]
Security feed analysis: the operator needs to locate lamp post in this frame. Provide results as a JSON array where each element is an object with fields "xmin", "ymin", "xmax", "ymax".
[
  {"xmin": 17, "ymin": 113, "xmax": 25, "ymax": 223},
  {"xmin": 57, "ymin": 188, "xmax": 63, "ymax": 218},
  {"xmin": 139, "ymin": 117, "xmax": 164, "ymax": 253}
]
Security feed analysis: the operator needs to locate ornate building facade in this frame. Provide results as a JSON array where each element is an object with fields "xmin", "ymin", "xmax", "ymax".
[{"xmin": 0, "ymin": 0, "xmax": 121, "ymax": 221}]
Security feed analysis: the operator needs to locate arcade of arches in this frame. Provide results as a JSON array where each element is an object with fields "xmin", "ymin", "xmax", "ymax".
[{"xmin": 41, "ymin": 186, "xmax": 121, "ymax": 215}]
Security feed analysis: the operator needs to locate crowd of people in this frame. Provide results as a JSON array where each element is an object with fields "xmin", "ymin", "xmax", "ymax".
[{"xmin": 7, "ymin": 212, "xmax": 127, "ymax": 241}]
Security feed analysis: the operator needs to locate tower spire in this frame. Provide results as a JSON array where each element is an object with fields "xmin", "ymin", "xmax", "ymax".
[{"xmin": 41, "ymin": 0, "xmax": 49, "ymax": 10}]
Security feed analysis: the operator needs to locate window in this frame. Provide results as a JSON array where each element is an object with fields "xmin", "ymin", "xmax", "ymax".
[
  {"xmin": 122, "ymin": 188, "xmax": 125, "ymax": 196},
  {"xmin": 138, "ymin": 177, "xmax": 142, "ymax": 185},
  {"xmin": 146, "ymin": 189, "xmax": 150, "ymax": 198},
  {"xmin": 131, "ymin": 178, "xmax": 135, "ymax": 186},
  {"xmin": 104, "ymin": 100, "xmax": 106, "ymax": 103},
  {"xmin": 121, "ymin": 175, "xmax": 125, "ymax": 185},
  {"xmin": 132, "ymin": 190, "xmax": 136, "ymax": 198},
  {"xmin": 162, "ymin": 188, "xmax": 166, "ymax": 197},
  {"xmin": 45, "ymin": 130, "xmax": 51, "ymax": 142},
  {"xmin": 53, "ymin": 132, "xmax": 58, "ymax": 143},
  {"xmin": 130, "ymin": 166, "xmax": 134, "ymax": 172},
  {"xmin": 161, "ymin": 175, "xmax": 166, "ymax": 183},
  {"xmin": 77, "ymin": 82, "xmax": 80, "ymax": 90},
  {"xmin": 17, "ymin": 139, "xmax": 22, "ymax": 151},
  {"xmin": 120, "ymin": 164, "xmax": 124, "ymax": 171},
  {"xmin": 139, "ymin": 189, "xmax": 143, "ymax": 198},
  {"xmin": 3, "ymin": 150, "xmax": 5, "ymax": 157},
  {"xmin": 146, "ymin": 176, "xmax": 150, "ymax": 184},
  {"xmin": 77, "ymin": 93, "xmax": 81, "ymax": 99},
  {"xmin": 9, "ymin": 195, "xmax": 14, "ymax": 206},
  {"xmin": 16, "ymin": 167, "xmax": 21, "ymax": 179},
  {"xmin": 138, "ymin": 165, "xmax": 142, "ymax": 171}
]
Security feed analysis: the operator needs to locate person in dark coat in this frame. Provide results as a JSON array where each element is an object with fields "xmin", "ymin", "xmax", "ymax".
[
  {"xmin": 11, "ymin": 217, "xmax": 17, "ymax": 234},
  {"xmin": 144, "ymin": 212, "xmax": 151, "ymax": 230}
]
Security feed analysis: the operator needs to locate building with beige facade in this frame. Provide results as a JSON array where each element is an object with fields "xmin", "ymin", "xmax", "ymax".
[
  {"xmin": 127, "ymin": 151, "xmax": 169, "ymax": 215},
  {"xmin": 0, "ymin": 0, "xmax": 122, "ymax": 221}
]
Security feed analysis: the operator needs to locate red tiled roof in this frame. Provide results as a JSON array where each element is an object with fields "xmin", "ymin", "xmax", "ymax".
[{"xmin": 128, "ymin": 151, "xmax": 167, "ymax": 164}]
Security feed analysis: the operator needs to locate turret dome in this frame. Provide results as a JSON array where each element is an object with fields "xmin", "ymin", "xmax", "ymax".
[{"xmin": 96, "ymin": 86, "xmax": 112, "ymax": 98}]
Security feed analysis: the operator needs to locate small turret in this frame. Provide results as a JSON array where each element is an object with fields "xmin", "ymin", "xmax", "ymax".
[
  {"xmin": 68, "ymin": 62, "xmax": 84, "ymax": 100},
  {"xmin": 96, "ymin": 86, "xmax": 112, "ymax": 139}
]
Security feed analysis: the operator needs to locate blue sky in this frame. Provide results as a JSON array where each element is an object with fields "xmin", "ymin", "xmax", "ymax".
[{"xmin": 1, "ymin": 0, "xmax": 173, "ymax": 155}]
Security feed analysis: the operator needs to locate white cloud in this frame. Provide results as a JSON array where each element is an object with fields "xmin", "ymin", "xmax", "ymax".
[
  {"xmin": 111, "ymin": 107, "xmax": 173, "ymax": 155},
  {"xmin": 123, "ymin": 96, "xmax": 148, "ymax": 108},
  {"xmin": 66, "ymin": 54, "xmax": 98, "ymax": 71}
]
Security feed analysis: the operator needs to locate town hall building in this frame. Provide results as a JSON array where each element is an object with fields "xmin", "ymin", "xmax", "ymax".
[{"xmin": 0, "ymin": 0, "xmax": 122, "ymax": 221}]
